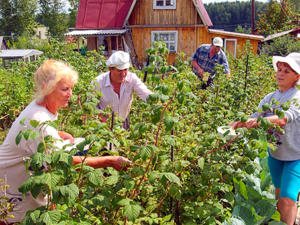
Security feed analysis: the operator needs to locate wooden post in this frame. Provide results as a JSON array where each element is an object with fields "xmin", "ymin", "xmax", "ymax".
[
  {"xmin": 107, "ymin": 36, "xmax": 112, "ymax": 56},
  {"xmin": 116, "ymin": 36, "xmax": 119, "ymax": 50},
  {"xmin": 251, "ymin": 0, "xmax": 255, "ymax": 34}
]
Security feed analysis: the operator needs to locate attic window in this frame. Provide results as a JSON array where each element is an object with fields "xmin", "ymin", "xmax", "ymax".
[
  {"xmin": 153, "ymin": 0, "xmax": 176, "ymax": 9},
  {"xmin": 151, "ymin": 31, "xmax": 178, "ymax": 53}
]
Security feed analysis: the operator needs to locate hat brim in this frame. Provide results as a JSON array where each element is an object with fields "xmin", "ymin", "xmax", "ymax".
[
  {"xmin": 272, "ymin": 56, "xmax": 300, "ymax": 74},
  {"xmin": 213, "ymin": 43, "xmax": 223, "ymax": 47},
  {"xmin": 116, "ymin": 62, "xmax": 130, "ymax": 70}
]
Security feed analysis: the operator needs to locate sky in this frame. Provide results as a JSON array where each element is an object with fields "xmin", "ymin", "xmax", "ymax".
[{"xmin": 202, "ymin": 0, "xmax": 269, "ymax": 3}]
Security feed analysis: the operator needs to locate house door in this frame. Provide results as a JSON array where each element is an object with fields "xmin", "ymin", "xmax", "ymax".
[{"xmin": 224, "ymin": 39, "xmax": 237, "ymax": 57}]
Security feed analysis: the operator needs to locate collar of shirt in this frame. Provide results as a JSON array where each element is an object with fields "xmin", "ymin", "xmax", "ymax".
[{"xmin": 103, "ymin": 71, "xmax": 130, "ymax": 87}]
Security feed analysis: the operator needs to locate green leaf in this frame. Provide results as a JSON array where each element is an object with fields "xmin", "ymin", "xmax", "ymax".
[
  {"xmin": 87, "ymin": 169, "xmax": 103, "ymax": 186},
  {"xmin": 40, "ymin": 210, "xmax": 61, "ymax": 225},
  {"xmin": 123, "ymin": 202, "xmax": 142, "ymax": 221},
  {"xmin": 262, "ymin": 103, "xmax": 271, "ymax": 112},
  {"xmin": 197, "ymin": 158, "xmax": 205, "ymax": 170},
  {"xmin": 23, "ymin": 130, "xmax": 31, "ymax": 140},
  {"xmin": 15, "ymin": 131, "xmax": 23, "ymax": 145},
  {"xmin": 30, "ymin": 152, "xmax": 44, "ymax": 171},
  {"xmin": 59, "ymin": 184, "xmax": 79, "ymax": 202},
  {"xmin": 161, "ymin": 172, "xmax": 181, "ymax": 186},
  {"xmin": 239, "ymin": 180, "xmax": 248, "ymax": 200},
  {"xmin": 105, "ymin": 173, "xmax": 119, "ymax": 185},
  {"xmin": 20, "ymin": 117, "xmax": 28, "ymax": 126},
  {"xmin": 37, "ymin": 142, "xmax": 45, "ymax": 153},
  {"xmin": 232, "ymin": 206, "xmax": 255, "ymax": 225},
  {"xmin": 30, "ymin": 120, "xmax": 40, "ymax": 128},
  {"xmin": 255, "ymin": 199, "xmax": 276, "ymax": 221},
  {"xmin": 28, "ymin": 130, "xmax": 40, "ymax": 140},
  {"xmin": 29, "ymin": 209, "xmax": 41, "ymax": 223},
  {"xmin": 118, "ymin": 198, "xmax": 131, "ymax": 206},
  {"xmin": 168, "ymin": 183, "xmax": 181, "ymax": 200},
  {"xmin": 274, "ymin": 109, "xmax": 285, "ymax": 118},
  {"xmin": 164, "ymin": 115, "xmax": 178, "ymax": 132}
]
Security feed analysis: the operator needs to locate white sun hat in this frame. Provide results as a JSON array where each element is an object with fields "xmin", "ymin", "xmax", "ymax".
[
  {"xmin": 106, "ymin": 51, "xmax": 131, "ymax": 70},
  {"xmin": 213, "ymin": 37, "xmax": 223, "ymax": 47},
  {"xmin": 272, "ymin": 52, "xmax": 300, "ymax": 75}
]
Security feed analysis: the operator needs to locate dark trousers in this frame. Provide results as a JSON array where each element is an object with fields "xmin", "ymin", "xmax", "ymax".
[{"xmin": 200, "ymin": 77, "xmax": 214, "ymax": 90}]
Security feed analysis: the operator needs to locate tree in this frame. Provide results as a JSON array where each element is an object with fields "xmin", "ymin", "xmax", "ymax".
[
  {"xmin": 38, "ymin": 0, "xmax": 68, "ymax": 38},
  {"xmin": 0, "ymin": 0, "xmax": 38, "ymax": 37},
  {"xmin": 204, "ymin": 1, "xmax": 268, "ymax": 32},
  {"xmin": 235, "ymin": 25, "xmax": 251, "ymax": 34},
  {"xmin": 68, "ymin": 0, "xmax": 80, "ymax": 28},
  {"xmin": 256, "ymin": 0, "xmax": 298, "ymax": 36}
]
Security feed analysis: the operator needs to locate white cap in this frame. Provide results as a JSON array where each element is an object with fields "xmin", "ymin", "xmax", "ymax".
[
  {"xmin": 213, "ymin": 37, "xmax": 223, "ymax": 47},
  {"xmin": 106, "ymin": 51, "xmax": 131, "ymax": 70},
  {"xmin": 273, "ymin": 52, "xmax": 300, "ymax": 75}
]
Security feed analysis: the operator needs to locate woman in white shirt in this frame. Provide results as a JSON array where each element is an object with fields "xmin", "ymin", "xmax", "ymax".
[{"xmin": 0, "ymin": 59, "xmax": 131, "ymax": 224}]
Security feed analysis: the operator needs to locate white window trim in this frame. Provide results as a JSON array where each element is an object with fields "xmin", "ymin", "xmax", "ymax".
[
  {"xmin": 151, "ymin": 30, "xmax": 178, "ymax": 53},
  {"xmin": 153, "ymin": 0, "xmax": 176, "ymax": 9},
  {"xmin": 224, "ymin": 39, "xmax": 237, "ymax": 57}
]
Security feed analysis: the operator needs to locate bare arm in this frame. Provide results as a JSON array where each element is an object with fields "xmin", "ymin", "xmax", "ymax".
[
  {"xmin": 191, "ymin": 60, "xmax": 204, "ymax": 79},
  {"xmin": 72, "ymin": 155, "xmax": 132, "ymax": 171},
  {"xmin": 58, "ymin": 131, "xmax": 74, "ymax": 143},
  {"xmin": 230, "ymin": 115, "xmax": 287, "ymax": 130}
]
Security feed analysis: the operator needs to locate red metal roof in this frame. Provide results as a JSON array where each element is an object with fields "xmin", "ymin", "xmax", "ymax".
[
  {"xmin": 76, "ymin": 0, "xmax": 212, "ymax": 29},
  {"xmin": 194, "ymin": 0, "xmax": 213, "ymax": 26},
  {"xmin": 76, "ymin": 0, "xmax": 134, "ymax": 29}
]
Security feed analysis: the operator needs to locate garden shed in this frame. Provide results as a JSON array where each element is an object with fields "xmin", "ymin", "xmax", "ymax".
[
  {"xmin": 0, "ymin": 49, "xmax": 43, "ymax": 67},
  {"xmin": 67, "ymin": 0, "xmax": 264, "ymax": 65}
]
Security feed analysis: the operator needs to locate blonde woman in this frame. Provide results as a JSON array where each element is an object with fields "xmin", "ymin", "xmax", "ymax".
[{"xmin": 0, "ymin": 60, "xmax": 131, "ymax": 224}]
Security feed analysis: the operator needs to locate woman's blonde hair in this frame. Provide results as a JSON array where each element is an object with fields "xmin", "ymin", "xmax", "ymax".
[{"xmin": 34, "ymin": 59, "xmax": 78, "ymax": 102}]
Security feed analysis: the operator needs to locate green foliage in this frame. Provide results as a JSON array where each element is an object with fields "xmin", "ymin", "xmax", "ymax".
[
  {"xmin": 0, "ymin": 180, "xmax": 14, "ymax": 221},
  {"xmin": 0, "ymin": 0, "xmax": 38, "ymax": 37},
  {"xmin": 38, "ymin": 0, "xmax": 68, "ymax": 38},
  {"xmin": 67, "ymin": 0, "xmax": 80, "ymax": 28},
  {"xmin": 205, "ymin": 1, "xmax": 267, "ymax": 32},
  {"xmin": 235, "ymin": 25, "xmax": 251, "ymax": 34},
  {"xmin": 260, "ymin": 35, "xmax": 300, "ymax": 56},
  {"xmin": 0, "ymin": 41, "xmax": 285, "ymax": 224},
  {"xmin": 256, "ymin": 0, "xmax": 298, "ymax": 36}
]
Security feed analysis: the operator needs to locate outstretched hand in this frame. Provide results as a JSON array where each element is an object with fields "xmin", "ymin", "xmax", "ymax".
[
  {"xmin": 229, "ymin": 118, "xmax": 257, "ymax": 130},
  {"xmin": 72, "ymin": 155, "xmax": 132, "ymax": 171},
  {"xmin": 58, "ymin": 131, "xmax": 74, "ymax": 143},
  {"xmin": 110, "ymin": 156, "xmax": 132, "ymax": 171}
]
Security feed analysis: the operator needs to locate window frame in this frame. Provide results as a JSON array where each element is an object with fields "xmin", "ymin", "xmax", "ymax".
[
  {"xmin": 153, "ymin": 0, "xmax": 176, "ymax": 9},
  {"xmin": 151, "ymin": 30, "xmax": 178, "ymax": 53},
  {"xmin": 224, "ymin": 38, "xmax": 237, "ymax": 57}
]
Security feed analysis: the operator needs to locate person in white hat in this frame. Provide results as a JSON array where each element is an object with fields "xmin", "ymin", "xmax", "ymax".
[
  {"xmin": 191, "ymin": 37, "xmax": 230, "ymax": 89},
  {"xmin": 91, "ymin": 51, "xmax": 152, "ymax": 127},
  {"xmin": 230, "ymin": 52, "xmax": 300, "ymax": 225}
]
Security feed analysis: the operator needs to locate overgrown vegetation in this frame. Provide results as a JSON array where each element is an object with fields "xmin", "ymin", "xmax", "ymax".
[
  {"xmin": 0, "ymin": 40, "xmax": 287, "ymax": 224},
  {"xmin": 260, "ymin": 35, "xmax": 300, "ymax": 56}
]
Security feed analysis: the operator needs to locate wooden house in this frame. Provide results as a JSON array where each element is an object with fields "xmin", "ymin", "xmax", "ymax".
[{"xmin": 65, "ymin": 0, "xmax": 264, "ymax": 66}]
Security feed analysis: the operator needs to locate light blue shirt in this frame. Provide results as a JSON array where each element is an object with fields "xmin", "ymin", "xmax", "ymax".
[{"xmin": 251, "ymin": 87, "xmax": 300, "ymax": 161}]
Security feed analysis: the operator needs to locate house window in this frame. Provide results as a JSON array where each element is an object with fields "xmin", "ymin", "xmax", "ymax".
[
  {"xmin": 151, "ymin": 31, "xmax": 178, "ymax": 53},
  {"xmin": 153, "ymin": 0, "xmax": 176, "ymax": 9},
  {"xmin": 224, "ymin": 39, "xmax": 237, "ymax": 57}
]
